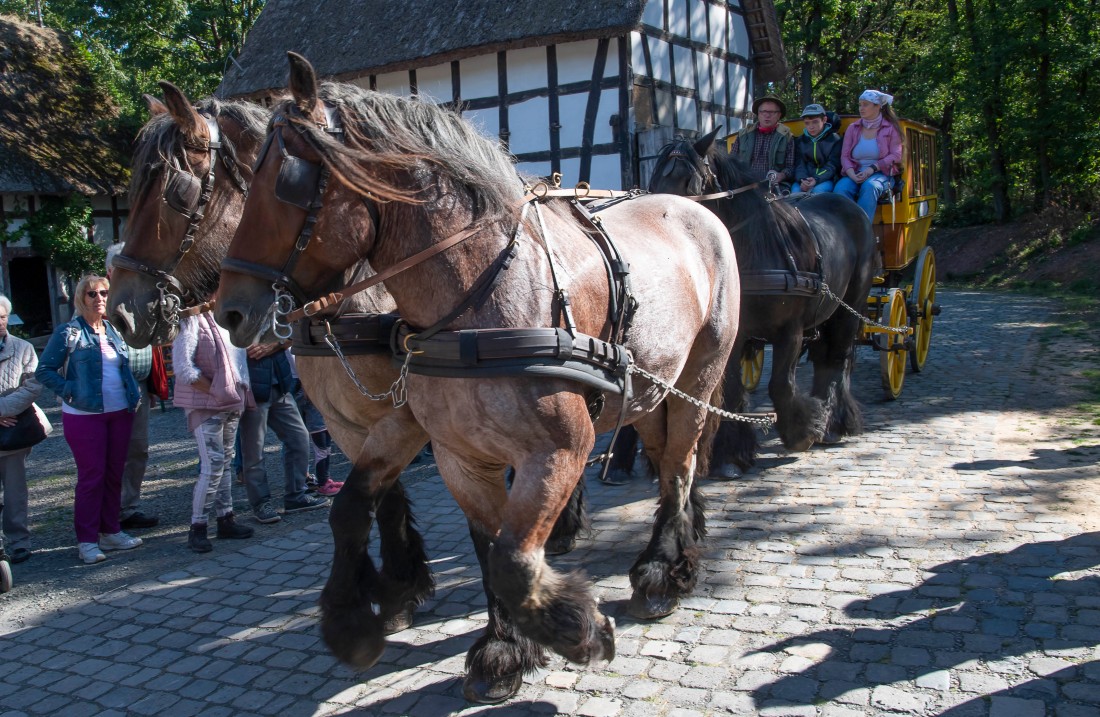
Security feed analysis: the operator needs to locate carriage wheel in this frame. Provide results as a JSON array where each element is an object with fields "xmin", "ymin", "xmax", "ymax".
[
  {"xmin": 741, "ymin": 345, "xmax": 764, "ymax": 391},
  {"xmin": 0, "ymin": 558, "xmax": 11, "ymax": 593},
  {"xmin": 879, "ymin": 288, "xmax": 909, "ymax": 400},
  {"xmin": 909, "ymin": 246, "xmax": 936, "ymax": 373}
]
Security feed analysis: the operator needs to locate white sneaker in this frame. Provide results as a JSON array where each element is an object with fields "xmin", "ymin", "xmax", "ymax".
[
  {"xmin": 98, "ymin": 531, "xmax": 143, "ymax": 551},
  {"xmin": 78, "ymin": 542, "xmax": 106, "ymax": 564}
]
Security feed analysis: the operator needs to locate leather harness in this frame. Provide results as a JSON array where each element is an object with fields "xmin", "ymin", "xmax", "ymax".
[{"xmin": 113, "ymin": 112, "xmax": 250, "ymax": 323}]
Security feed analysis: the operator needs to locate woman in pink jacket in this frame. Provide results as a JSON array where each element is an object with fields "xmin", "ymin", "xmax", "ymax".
[
  {"xmin": 172, "ymin": 312, "xmax": 255, "ymax": 552},
  {"xmin": 833, "ymin": 89, "xmax": 904, "ymax": 220}
]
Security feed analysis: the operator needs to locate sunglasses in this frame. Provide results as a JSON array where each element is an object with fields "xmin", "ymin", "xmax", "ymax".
[{"xmin": 86, "ymin": 289, "xmax": 110, "ymax": 299}]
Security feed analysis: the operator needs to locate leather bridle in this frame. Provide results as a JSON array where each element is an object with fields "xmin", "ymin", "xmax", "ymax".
[{"xmin": 113, "ymin": 112, "xmax": 250, "ymax": 325}]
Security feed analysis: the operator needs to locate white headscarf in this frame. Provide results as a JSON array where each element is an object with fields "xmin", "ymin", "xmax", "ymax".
[{"xmin": 860, "ymin": 89, "xmax": 894, "ymax": 106}]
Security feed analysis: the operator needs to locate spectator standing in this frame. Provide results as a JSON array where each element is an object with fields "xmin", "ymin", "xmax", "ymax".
[
  {"xmin": 172, "ymin": 312, "xmax": 255, "ymax": 552},
  {"xmin": 0, "ymin": 295, "xmax": 43, "ymax": 565},
  {"xmin": 36, "ymin": 274, "xmax": 143, "ymax": 565},
  {"xmin": 730, "ymin": 94, "xmax": 796, "ymax": 193},
  {"xmin": 286, "ymin": 351, "xmax": 343, "ymax": 496},
  {"xmin": 105, "ymin": 243, "xmax": 159, "ymax": 531},
  {"xmin": 239, "ymin": 344, "xmax": 328, "ymax": 524}
]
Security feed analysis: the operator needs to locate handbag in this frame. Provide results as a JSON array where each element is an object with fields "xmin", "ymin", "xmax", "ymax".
[
  {"xmin": 0, "ymin": 404, "xmax": 50, "ymax": 452},
  {"xmin": 148, "ymin": 345, "xmax": 171, "ymax": 401}
]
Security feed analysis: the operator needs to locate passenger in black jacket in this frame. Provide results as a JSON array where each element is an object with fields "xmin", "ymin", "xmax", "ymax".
[{"xmin": 791, "ymin": 103, "xmax": 843, "ymax": 195}]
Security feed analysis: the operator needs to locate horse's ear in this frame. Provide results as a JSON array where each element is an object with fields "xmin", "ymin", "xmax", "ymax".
[
  {"xmin": 287, "ymin": 51, "xmax": 321, "ymax": 115},
  {"xmin": 144, "ymin": 93, "xmax": 168, "ymax": 117},
  {"xmin": 693, "ymin": 125, "xmax": 723, "ymax": 157},
  {"xmin": 157, "ymin": 81, "xmax": 203, "ymax": 137}
]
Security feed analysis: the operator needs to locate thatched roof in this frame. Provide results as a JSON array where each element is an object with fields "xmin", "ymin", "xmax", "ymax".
[
  {"xmin": 0, "ymin": 16, "xmax": 130, "ymax": 195},
  {"xmin": 219, "ymin": 0, "xmax": 787, "ymax": 98}
]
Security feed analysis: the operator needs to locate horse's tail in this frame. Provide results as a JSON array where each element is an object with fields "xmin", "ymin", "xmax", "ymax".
[{"xmin": 694, "ymin": 369, "xmax": 726, "ymax": 480}]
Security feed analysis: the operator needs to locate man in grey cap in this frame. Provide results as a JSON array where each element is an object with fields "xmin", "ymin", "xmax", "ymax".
[
  {"xmin": 791, "ymin": 103, "xmax": 843, "ymax": 195},
  {"xmin": 730, "ymin": 94, "xmax": 795, "ymax": 193}
]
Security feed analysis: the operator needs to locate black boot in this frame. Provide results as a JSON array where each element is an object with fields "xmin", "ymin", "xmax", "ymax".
[
  {"xmin": 188, "ymin": 523, "xmax": 213, "ymax": 553},
  {"xmin": 216, "ymin": 512, "xmax": 254, "ymax": 540}
]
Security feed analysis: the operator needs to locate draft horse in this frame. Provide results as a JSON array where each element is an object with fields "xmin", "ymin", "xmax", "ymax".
[
  {"xmin": 215, "ymin": 53, "xmax": 739, "ymax": 703},
  {"xmin": 647, "ymin": 129, "xmax": 876, "ymax": 477},
  {"xmin": 106, "ymin": 83, "xmax": 437, "ymax": 644}
]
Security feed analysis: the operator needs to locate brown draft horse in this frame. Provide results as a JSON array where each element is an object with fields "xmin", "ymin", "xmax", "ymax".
[
  {"xmin": 214, "ymin": 53, "xmax": 739, "ymax": 703},
  {"xmin": 106, "ymin": 83, "xmax": 436, "ymax": 646},
  {"xmin": 646, "ymin": 129, "xmax": 877, "ymax": 477}
]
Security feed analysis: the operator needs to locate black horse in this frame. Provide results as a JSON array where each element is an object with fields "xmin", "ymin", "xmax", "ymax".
[{"xmin": 613, "ymin": 128, "xmax": 876, "ymax": 478}]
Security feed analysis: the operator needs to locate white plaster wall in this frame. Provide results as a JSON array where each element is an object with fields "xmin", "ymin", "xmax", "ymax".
[
  {"xmin": 415, "ymin": 62, "xmax": 453, "ymax": 102},
  {"xmin": 506, "ymin": 96, "xmax": 550, "ymax": 155}
]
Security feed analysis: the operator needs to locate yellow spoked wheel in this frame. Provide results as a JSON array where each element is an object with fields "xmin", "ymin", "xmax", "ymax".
[
  {"xmin": 879, "ymin": 288, "xmax": 910, "ymax": 400},
  {"xmin": 909, "ymin": 246, "xmax": 936, "ymax": 373},
  {"xmin": 741, "ymin": 345, "xmax": 765, "ymax": 391}
]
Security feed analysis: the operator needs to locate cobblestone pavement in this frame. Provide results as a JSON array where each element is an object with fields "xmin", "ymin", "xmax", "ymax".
[{"xmin": 2, "ymin": 289, "xmax": 1099, "ymax": 717}]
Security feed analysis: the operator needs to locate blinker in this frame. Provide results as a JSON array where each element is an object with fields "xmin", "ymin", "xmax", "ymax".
[
  {"xmin": 276, "ymin": 154, "xmax": 322, "ymax": 210},
  {"xmin": 164, "ymin": 169, "xmax": 203, "ymax": 214}
]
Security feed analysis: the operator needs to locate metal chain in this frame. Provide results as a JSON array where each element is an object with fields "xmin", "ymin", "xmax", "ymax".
[
  {"xmin": 821, "ymin": 282, "xmax": 910, "ymax": 334},
  {"xmin": 627, "ymin": 363, "xmax": 776, "ymax": 429},
  {"xmin": 323, "ymin": 329, "xmax": 412, "ymax": 408}
]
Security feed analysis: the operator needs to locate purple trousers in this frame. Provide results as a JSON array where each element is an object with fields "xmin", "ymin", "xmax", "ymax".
[{"xmin": 63, "ymin": 410, "xmax": 135, "ymax": 543}]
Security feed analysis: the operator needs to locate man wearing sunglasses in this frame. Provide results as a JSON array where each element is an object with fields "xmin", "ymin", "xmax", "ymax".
[{"xmin": 729, "ymin": 94, "xmax": 796, "ymax": 194}]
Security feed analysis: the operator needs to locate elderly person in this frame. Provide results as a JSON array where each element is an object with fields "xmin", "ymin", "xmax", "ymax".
[
  {"xmin": 790, "ymin": 103, "xmax": 843, "ymax": 195},
  {"xmin": 105, "ymin": 243, "xmax": 159, "ymax": 531},
  {"xmin": 730, "ymin": 94, "xmax": 796, "ymax": 193},
  {"xmin": 0, "ymin": 296, "xmax": 43, "ymax": 565},
  {"xmin": 36, "ymin": 274, "xmax": 143, "ymax": 565},
  {"xmin": 834, "ymin": 89, "xmax": 904, "ymax": 219},
  {"xmin": 173, "ymin": 311, "xmax": 255, "ymax": 552}
]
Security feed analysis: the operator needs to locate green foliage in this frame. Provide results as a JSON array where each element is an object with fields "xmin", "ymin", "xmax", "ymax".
[
  {"xmin": 774, "ymin": 0, "xmax": 1100, "ymax": 219},
  {"xmin": 0, "ymin": 0, "xmax": 265, "ymax": 126},
  {"xmin": 5, "ymin": 196, "xmax": 106, "ymax": 276}
]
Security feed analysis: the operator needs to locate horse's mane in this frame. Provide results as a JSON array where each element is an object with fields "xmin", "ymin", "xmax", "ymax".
[
  {"xmin": 129, "ymin": 97, "xmax": 270, "ymax": 206},
  {"xmin": 707, "ymin": 144, "xmax": 815, "ymax": 269},
  {"xmin": 276, "ymin": 83, "xmax": 522, "ymax": 224}
]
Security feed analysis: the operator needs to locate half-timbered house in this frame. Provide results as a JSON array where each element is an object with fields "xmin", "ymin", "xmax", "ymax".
[{"xmin": 219, "ymin": 0, "xmax": 785, "ymax": 190}]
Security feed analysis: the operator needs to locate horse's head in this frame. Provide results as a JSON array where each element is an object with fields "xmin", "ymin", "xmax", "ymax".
[
  {"xmin": 648, "ymin": 126, "xmax": 723, "ymax": 197},
  {"xmin": 109, "ymin": 82, "xmax": 265, "ymax": 347},
  {"xmin": 216, "ymin": 52, "xmax": 398, "ymax": 347}
]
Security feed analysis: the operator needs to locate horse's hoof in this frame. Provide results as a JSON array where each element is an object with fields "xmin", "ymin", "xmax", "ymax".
[
  {"xmin": 462, "ymin": 670, "xmax": 523, "ymax": 704},
  {"xmin": 709, "ymin": 462, "xmax": 743, "ymax": 480},
  {"xmin": 382, "ymin": 602, "xmax": 415, "ymax": 634},
  {"xmin": 321, "ymin": 607, "xmax": 387, "ymax": 670},
  {"xmin": 818, "ymin": 430, "xmax": 841, "ymax": 445},
  {"xmin": 627, "ymin": 590, "xmax": 679, "ymax": 620},
  {"xmin": 545, "ymin": 534, "xmax": 577, "ymax": 556}
]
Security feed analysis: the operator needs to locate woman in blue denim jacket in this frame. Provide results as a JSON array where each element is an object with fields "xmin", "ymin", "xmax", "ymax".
[{"xmin": 36, "ymin": 274, "xmax": 144, "ymax": 565}]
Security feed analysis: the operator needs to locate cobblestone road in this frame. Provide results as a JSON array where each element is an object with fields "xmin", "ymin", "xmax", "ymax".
[{"xmin": 2, "ymin": 289, "xmax": 1099, "ymax": 717}]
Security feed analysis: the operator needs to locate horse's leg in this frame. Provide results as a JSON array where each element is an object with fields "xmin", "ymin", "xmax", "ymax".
[
  {"xmin": 319, "ymin": 417, "xmax": 432, "ymax": 669},
  {"xmin": 808, "ymin": 312, "xmax": 864, "ymax": 443},
  {"xmin": 771, "ymin": 330, "xmax": 827, "ymax": 451},
  {"xmin": 484, "ymin": 400, "xmax": 614, "ymax": 666},
  {"xmin": 627, "ymin": 401, "xmax": 707, "ymax": 619},
  {"xmin": 709, "ymin": 338, "xmax": 757, "ymax": 478},
  {"xmin": 432, "ymin": 449, "xmax": 547, "ymax": 704},
  {"xmin": 605, "ymin": 425, "xmax": 640, "ymax": 480},
  {"xmin": 546, "ymin": 478, "xmax": 587, "ymax": 555}
]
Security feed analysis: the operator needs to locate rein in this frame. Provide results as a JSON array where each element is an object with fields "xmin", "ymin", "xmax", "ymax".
[{"xmin": 114, "ymin": 112, "xmax": 250, "ymax": 325}]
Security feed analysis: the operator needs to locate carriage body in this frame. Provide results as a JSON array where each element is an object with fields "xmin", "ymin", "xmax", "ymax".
[{"xmin": 764, "ymin": 116, "xmax": 942, "ymax": 399}]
